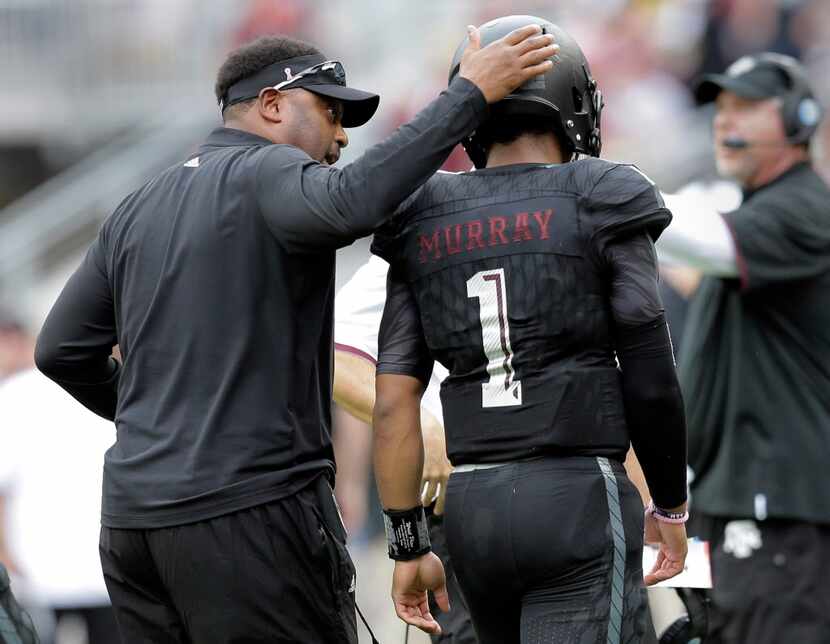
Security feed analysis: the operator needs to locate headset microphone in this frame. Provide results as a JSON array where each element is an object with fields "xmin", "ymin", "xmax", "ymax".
[
  {"xmin": 722, "ymin": 137, "xmax": 749, "ymax": 149},
  {"xmin": 721, "ymin": 137, "xmax": 793, "ymax": 149}
]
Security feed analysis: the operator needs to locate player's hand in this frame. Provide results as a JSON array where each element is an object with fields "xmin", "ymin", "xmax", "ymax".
[
  {"xmin": 421, "ymin": 410, "xmax": 453, "ymax": 516},
  {"xmin": 643, "ymin": 512, "xmax": 688, "ymax": 586},
  {"xmin": 459, "ymin": 24, "xmax": 559, "ymax": 104},
  {"xmin": 391, "ymin": 552, "xmax": 450, "ymax": 635}
]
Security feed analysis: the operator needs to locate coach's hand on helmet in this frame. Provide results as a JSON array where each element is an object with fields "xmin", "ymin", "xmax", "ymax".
[
  {"xmin": 392, "ymin": 552, "xmax": 450, "ymax": 635},
  {"xmin": 460, "ymin": 24, "xmax": 559, "ymax": 103}
]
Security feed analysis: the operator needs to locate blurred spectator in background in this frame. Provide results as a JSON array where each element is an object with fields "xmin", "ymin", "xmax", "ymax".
[
  {"xmin": 658, "ymin": 52, "xmax": 830, "ymax": 643},
  {"xmin": 231, "ymin": 0, "xmax": 311, "ymax": 46},
  {"xmin": 697, "ymin": 0, "xmax": 806, "ymax": 78},
  {"xmin": 0, "ymin": 563, "xmax": 38, "ymax": 644},
  {"xmin": 0, "ymin": 311, "xmax": 34, "ymax": 383},
  {"xmin": 0, "ymin": 368, "xmax": 117, "ymax": 644}
]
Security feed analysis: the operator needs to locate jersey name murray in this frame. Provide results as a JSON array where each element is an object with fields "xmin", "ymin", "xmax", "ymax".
[
  {"xmin": 417, "ymin": 209, "xmax": 553, "ymax": 265},
  {"xmin": 373, "ymin": 161, "xmax": 670, "ymax": 464}
]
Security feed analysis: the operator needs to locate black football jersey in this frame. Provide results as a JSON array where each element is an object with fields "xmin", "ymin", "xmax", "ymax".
[{"xmin": 372, "ymin": 159, "xmax": 671, "ymax": 465}]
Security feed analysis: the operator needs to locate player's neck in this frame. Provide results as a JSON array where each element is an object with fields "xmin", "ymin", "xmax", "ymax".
[{"xmin": 486, "ymin": 134, "xmax": 565, "ymax": 168}]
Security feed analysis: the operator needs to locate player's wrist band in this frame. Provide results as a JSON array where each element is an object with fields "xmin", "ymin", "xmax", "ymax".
[
  {"xmin": 383, "ymin": 506, "xmax": 431, "ymax": 561},
  {"xmin": 646, "ymin": 500, "xmax": 689, "ymax": 524}
]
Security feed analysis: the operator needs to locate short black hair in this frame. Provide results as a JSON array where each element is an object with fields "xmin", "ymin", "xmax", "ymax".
[
  {"xmin": 477, "ymin": 116, "xmax": 572, "ymax": 160},
  {"xmin": 215, "ymin": 36, "xmax": 322, "ymax": 119}
]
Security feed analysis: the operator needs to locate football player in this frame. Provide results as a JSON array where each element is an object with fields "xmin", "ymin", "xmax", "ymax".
[{"xmin": 371, "ymin": 15, "xmax": 689, "ymax": 643}]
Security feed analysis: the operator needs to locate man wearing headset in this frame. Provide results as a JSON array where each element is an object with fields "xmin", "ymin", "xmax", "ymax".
[{"xmin": 657, "ymin": 53, "xmax": 830, "ymax": 643}]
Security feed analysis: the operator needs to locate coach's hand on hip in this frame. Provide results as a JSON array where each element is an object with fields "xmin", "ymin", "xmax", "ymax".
[
  {"xmin": 460, "ymin": 23, "xmax": 558, "ymax": 103},
  {"xmin": 392, "ymin": 552, "xmax": 450, "ymax": 635}
]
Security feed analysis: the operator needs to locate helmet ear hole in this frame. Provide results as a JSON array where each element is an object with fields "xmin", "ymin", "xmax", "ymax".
[{"xmin": 572, "ymin": 87, "xmax": 584, "ymax": 114}]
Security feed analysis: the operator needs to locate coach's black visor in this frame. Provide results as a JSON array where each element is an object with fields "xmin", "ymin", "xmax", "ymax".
[{"xmin": 220, "ymin": 54, "xmax": 379, "ymax": 128}]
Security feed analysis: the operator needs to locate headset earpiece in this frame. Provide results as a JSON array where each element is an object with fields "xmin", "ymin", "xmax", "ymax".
[{"xmin": 757, "ymin": 53, "xmax": 822, "ymax": 144}]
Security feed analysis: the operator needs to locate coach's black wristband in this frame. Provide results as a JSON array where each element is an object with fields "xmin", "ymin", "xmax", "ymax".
[{"xmin": 383, "ymin": 506, "xmax": 431, "ymax": 561}]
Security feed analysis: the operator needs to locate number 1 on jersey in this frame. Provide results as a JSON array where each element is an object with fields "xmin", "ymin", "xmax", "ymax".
[{"xmin": 466, "ymin": 268, "xmax": 523, "ymax": 408}]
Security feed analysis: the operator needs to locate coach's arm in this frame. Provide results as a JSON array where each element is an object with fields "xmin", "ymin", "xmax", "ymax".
[
  {"xmin": 35, "ymin": 235, "xmax": 120, "ymax": 421},
  {"xmin": 256, "ymin": 26, "xmax": 557, "ymax": 252}
]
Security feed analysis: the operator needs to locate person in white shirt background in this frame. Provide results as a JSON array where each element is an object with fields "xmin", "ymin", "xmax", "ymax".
[{"xmin": 0, "ymin": 348, "xmax": 118, "ymax": 644}]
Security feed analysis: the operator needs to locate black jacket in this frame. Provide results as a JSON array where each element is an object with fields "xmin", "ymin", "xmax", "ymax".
[{"xmin": 35, "ymin": 78, "xmax": 487, "ymax": 528}]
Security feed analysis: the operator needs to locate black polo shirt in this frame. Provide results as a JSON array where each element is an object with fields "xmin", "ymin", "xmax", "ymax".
[
  {"xmin": 35, "ymin": 78, "xmax": 487, "ymax": 528},
  {"xmin": 679, "ymin": 162, "xmax": 830, "ymax": 523}
]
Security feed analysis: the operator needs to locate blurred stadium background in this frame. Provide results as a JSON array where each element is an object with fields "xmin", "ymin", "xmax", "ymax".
[{"xmin": 0, "ymin": 1, "xmax": 828, "ymax": 643}]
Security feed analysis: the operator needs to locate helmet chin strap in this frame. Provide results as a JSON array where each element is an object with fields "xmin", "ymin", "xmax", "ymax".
[{"xmin": 462, "ymin": 133, "xmax": 489, "ymax": 169}]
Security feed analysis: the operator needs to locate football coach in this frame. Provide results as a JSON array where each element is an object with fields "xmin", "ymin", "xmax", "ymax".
[
  {"xmin": 33, "ymin": 29, "xmax": 557, "ymax": 643},
  {"xmin": 661, "ymin": 53, "xmax": 830, "ymax": 643}
]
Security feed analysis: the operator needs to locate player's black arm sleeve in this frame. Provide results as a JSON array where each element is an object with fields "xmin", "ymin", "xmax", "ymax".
[
  {"xmin": 376, "ymin": 268, "xmax": 433, "ymax": 385},
  {"xmin": 607, "ymin": 232, "xmax": 688, "ymax": 509},
  {"xmin": 255, "ymin": 77, "xmax": 487, "ymax": 251},
  {"xmin": 35, "ymin": 237, "xmax": 120, "ymax": 421}
]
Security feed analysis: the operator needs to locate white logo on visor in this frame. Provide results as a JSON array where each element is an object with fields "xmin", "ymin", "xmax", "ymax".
[
  {"xmin": 727, "ymin": 56, "xmax": 757, "ymax": 77},
  {"xmin": 284, "ymin": 67, "xmax": 295, "ymax": 81}
]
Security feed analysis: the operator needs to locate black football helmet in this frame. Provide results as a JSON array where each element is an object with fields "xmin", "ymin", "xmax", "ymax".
[{"xmin": 449, "ymin": 14, "xmax": 603, "ymax": 168}]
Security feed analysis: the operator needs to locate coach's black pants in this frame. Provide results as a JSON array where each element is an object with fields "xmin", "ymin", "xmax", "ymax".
[
  {"xmin": 444, "ymin": 456, "xmax": 648, "ymax": 644},
  {"xmin": 99, "ymin": 476, "xmax": 357, "ymax": 643},
  {"xmin": 690, "ymin": 513, "xmax": 830, "ymax": 644}
]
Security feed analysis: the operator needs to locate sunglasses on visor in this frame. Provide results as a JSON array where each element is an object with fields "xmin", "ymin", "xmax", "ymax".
[{"xmin": 272, "ymin": 60, "xmax": 346, "ymax": 91}]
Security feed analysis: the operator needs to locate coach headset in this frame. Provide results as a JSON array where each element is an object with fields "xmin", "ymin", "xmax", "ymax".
[
  {"xmin": 762, "ymin": 53, "xmax": 821, "ymax": 144},
  {"xmin": 447, "ymin": 14, "xmax": 603, "ymax": 168},
  {"xmin": 755, "ymin": 53, "xmax": 821, "ymax": 145},
  {"xmin": 701, "ymin": 52, "xmax": 822, "ymax": 148}
]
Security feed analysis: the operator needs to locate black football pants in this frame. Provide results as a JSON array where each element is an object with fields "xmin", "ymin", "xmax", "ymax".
[
  {"xmin": 444, "ymin": 456, "xmax": 648, "ymax": 644},
  {"xmin": 428, "ymin": 508, "xmax": 478, "ymax": 644},
  {"xmin": 99, "ymin": 476, "xmax": 357, "ymax": 643}
]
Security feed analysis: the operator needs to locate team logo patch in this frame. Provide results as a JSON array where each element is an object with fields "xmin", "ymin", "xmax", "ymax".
[{"xmin": 722, "ymin": 520, "xmax": 762, "ymax": 559}]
